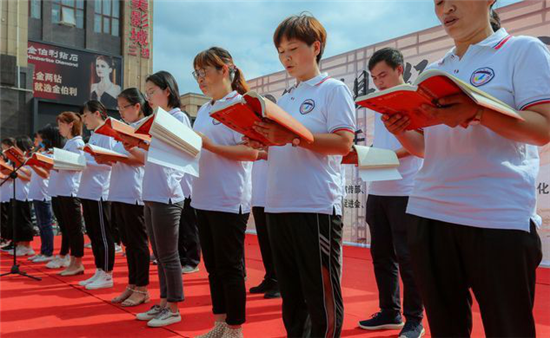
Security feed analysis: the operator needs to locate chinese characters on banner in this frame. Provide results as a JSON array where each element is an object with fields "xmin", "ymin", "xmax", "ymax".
[
  {"xmin": 129, "ymin": 0, "xmax": 150, "ymax": 59},
  {"xmin": 28, "ymin": 41, "xmax": 123, "ymax": 109}
]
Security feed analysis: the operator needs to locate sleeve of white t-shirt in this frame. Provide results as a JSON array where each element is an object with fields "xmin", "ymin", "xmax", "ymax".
[
  {"xmin": 325, "ymin": 83, "xmax": 357, "ymax": 134},
  {"xmin": 512, "ymin": 37, "xmax": 550, "ymax": 111}
]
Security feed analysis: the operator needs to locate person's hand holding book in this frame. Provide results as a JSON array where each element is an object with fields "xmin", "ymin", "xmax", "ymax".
[
  {"xmin": 252, "ymin": 120, "xmax": 296, "ymax": 146},
  {"xmin": 382, "ymin": 114, "xmax": 411, "ymax": 136},
  {"xmin": 421, "ymin": 93, "xmax": 482, "ymax": 128}
]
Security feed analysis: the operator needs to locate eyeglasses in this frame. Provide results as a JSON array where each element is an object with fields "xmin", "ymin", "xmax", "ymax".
[
  {"xmin": 116, "ymin": 103, "xmax": 134, "ymax": 111},
  {"xmin": 192, "ymin": 68, "xmax": 210, "ymax": 81},
  {"xmin": 145, "ymin": 88, "xmax": 158, "ymax": 99}
]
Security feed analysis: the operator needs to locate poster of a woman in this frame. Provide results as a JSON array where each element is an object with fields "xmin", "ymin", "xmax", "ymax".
[{"xmin": 90, "ymin": 55, "xmax": 121, "ymax": 108}]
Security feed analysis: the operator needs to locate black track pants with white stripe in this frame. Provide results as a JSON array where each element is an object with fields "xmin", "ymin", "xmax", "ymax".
[
  {"xmin": 81, "ymin": 198, "xmax": 115, "ymax": 272},
  {"xmin": 267, "ymin": 212, "xmax": 344, "ymax": 338}
]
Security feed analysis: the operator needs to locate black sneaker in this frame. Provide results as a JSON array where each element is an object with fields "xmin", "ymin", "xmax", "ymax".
[
  {"xmin": 264, "ymin": 286, "xmax": 281, "ymax": 299},
  {"xmin": 250, "ymin": 279, "xmax": 274, "ymax": 294},
  {"xmin": 398, "ymin": 321, "xmax": 425, "ymax": 338},
  {"xmin": 358, "ymin": 311, "xmax": 404, "ymax": 330}
]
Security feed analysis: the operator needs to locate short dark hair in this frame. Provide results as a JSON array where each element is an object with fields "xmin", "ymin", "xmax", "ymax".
[
  {"xmin": 81, "ymin": 100, "xmax": 108, "ymax": 120},
  {"xmin": 145, "ymin": 71, "xmax": 181, "ymax": 109},
  {"xmin": 274, "ymin": 13, "xmax": 327, "ymax": 64},
  {"xmin": 38, "ymin": 124, "xmax": 65, "ymax": 150},
  {"xmin": 118, "ymin": 87, "xmax": 153, "ymax": 117},
  {"xmin": 368, "ymin": 47, "xmax": 404, "ymax": 72},
  {"xmin": 15, "ymin": 135, "xmax": 33, "ymax": 153}
]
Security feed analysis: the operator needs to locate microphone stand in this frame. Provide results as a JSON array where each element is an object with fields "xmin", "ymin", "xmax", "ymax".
[{"xmin": 0, "ymin": 155, "xmax": 42, "ymax": 281}]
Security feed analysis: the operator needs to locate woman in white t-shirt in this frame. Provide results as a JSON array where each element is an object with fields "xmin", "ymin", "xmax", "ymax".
[
  {"xmin": 383, "ymin": 1, "xmax": 550, "ymax": 336},
  {"xmin": 53, "ymin": 112, "xmax": 86, "ymax": 276},
  {"xmin": 192, "ymin": 47, "xmax": 258, "ymax": 338},
  {"xmin": 76, "ymin": 100, "xmax": 117, "ymax": 291},
  {"xmin": 97, "ymin": 87, "xmax": 152, "ymax": 307},
  {"xmin": 248, "ymin": 14, "xmax": 356, "ymax": 337}
]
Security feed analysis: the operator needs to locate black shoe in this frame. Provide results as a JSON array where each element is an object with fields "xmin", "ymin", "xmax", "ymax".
[
  {"xmin": 358, "ymin": 311, "xmax": 404, "ymax": 331},
  {"xmin": 398, "ymin": 321, "xmax": 425, "ymax": 338},
  {"xmin": 264, "ymin": 287, "xmax": 281, "ymax": 299},
  {"xmin": 250, "ymin": 279, "xmax": 274, "ymax": 294}
]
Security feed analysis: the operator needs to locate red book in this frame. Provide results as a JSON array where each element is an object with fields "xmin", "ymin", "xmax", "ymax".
[
  {"xmin": 26, "ymin": 153, "xmax": 54, "ymax": 170},
  {"xmin": 96, "ymin": 118, "xmax": 151, "ymax": 143},
  {"xmin": 355, "ymin": 69, "xmax": 523, "ymax": 131},
  {"xmin": 210, "ymin": 91, "xmax": 314, "ymax": 145},
  {"xmin": 3, "ymin": 147, "xmax": 26, "ymax": 167}
]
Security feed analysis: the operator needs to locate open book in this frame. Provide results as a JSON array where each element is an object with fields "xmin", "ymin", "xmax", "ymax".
[
  {"xmin": 355, "ymin": 69, "xmax": 523, "ymax": 130},
  {"xmin": 135, "ymin": 107, "xmax": 202, "ymax": 158},
  {"xmin": 26, "ymin": 153, "xmax": 54, "ymax": 170},
  {"xmin": 52, "ymin": 148, "xmax": 86, "ymax": 171},
  {"xmin": 82, "ymin": 144, "xmax": 129, "ymax": 162},
  {"xmin": 3, "ymin": 147, "xmax": 26, "ymax": 167},
  {"xmin": 95, "ymin": 118, "xmax": 152, "ymax": 144},
  {"xmin": 210, "ymin": 91, "xmax": 314, "ymax": 145},
  {"xmin": 342, "ymin": 145, "xmax": 402, "ymax": 182}
]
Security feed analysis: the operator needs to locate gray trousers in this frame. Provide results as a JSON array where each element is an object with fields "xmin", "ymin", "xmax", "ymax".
[{"xmin": 144, "ymin": 200, "xmax": 184, "ymax": 302}]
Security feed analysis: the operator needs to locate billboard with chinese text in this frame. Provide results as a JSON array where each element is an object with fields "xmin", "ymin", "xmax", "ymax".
[{"xmin": 28, "ymin": 41, "xmax": 123, "ymax": 109}]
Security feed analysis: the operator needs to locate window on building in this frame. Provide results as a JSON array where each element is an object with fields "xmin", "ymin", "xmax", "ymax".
[
  {"xmin": 52, "ymin": 0, "xmax": 84, "ymax": 28},
  {"xmin": 94, "ymin": 0, "xmax": 120, "ymax": 36},
  {"xmin": 29, "ymin": 0, "xmax": 41, "ymax": 19}
]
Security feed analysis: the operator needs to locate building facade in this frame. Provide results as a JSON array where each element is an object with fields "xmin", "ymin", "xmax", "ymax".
[
  {"xmin": 0, "ymin": 0, "xmax": 153, "ymax": 138},
  {"xmin": 180, "ymin": 92, "xmax": 209, "ymax": 123}
]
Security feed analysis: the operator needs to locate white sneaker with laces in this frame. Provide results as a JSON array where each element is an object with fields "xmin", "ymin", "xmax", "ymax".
[
  {"xmin": 28, "ymin": 254, "xmax": 41, "ymax": 261},
  {"xmin": 33, "ymin": 255, "xmax": 54, "ymax": 263},
  {"xmin": 147, "ymin": 308, "xmax": 181, "ymax": 328},
  {"xmin": 79, "ymin": 269, "xmax": 102, "ymax": 286},
  {"xmin": 10, "ymin": 246, "xmax": 35, "ymax": 256},
  {"xmin": 45, "ymin": 255, "xmax": 63, "ymax": 269},
  {"xmin": 85, "ymin": 271, "xmax": 113, "ymax": 290},
  {"xmin": 136, "ymin": 305, "xmax": 164, "ymax": 321}
]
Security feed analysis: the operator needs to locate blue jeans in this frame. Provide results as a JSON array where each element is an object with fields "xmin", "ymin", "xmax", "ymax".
[{"xmin": 33, "ymin": 200, "xmax": 54, "ymax": 256}]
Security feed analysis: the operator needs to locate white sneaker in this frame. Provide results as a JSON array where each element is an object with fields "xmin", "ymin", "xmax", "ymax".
[
  {"xmin": 136, "ymin": 305, "xmax": 164, "ymax": 321},
  {"xmin": 79, "ymin": 269, "xmax": 102, "ymax": 286},
  {"xmin": 85, "ymin": 271, "xmax": 113, "ymax": 290},
  {"xmin": 115, "ymin": 244, "xmax": 123, "ymax": 253},
  {"xmin": 33, "ymin": 255, "xmax": 54, "ymax": 263},
  {"xmin": 147, "ymin": 308, "xmax": 181, "ymax": 328},
  {"xmin": 28, "ymin": 254, "xmax": 41, "ymax": 261},
  {"xmin": 45, "ymin": 255, "xmax": 63, "ymax": 269},
  {"xmin": 10, "ymin": 246, "xmax": 35, "ymax": 256},
  {"xmin": 182, "ymin": 265, "xmax": 199, "ymax": 274},
  {"xmin": 84, "ymin": 242, "xmax": 92, "ymax": 249},
  {"xmin": 60, "ymin": 255, "xmax": 71, "ymax": 267}
]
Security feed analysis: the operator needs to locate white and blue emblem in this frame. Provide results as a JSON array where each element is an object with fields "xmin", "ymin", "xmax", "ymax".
[
  {"xmin": 299, "ymin": 99, "xmax": 315, "ymax": 115},
  {"xmin": 470, "ymin": 67, "xmax": 495, "ymax": 87}
]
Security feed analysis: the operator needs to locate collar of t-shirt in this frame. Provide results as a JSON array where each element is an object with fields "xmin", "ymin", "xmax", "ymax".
[
  {"xmin": 208, "ymin": 91, "xmax": 239, "ymax": 107},
  {"xmin": 290, "ymin": 72, "xmax": 330, "ymax": 92},
  {"xmin": 444, "ymin": 28, "xmax": 510, "ymax": 61}
]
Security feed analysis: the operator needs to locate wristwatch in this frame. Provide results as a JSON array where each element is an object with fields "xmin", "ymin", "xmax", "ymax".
[{"xmin": 291, "ymin": 137, "xmax": 301, "ymax": 147}]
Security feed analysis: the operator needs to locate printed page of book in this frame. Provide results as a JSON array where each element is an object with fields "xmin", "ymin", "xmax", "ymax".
[
  {"xmin": 151, "ymin": 108, "xmax": 202, "ymax": 157},
  {"xmin": 84, "ymin": 144, "xmax": 128, "ymax": 159},
  {"xmin": 53, "ymin": 148, "xmax": 86, "ymax": 171},
  {"xmin": 146, "ymin": 137, "xmax": 200, "ymax": 177}
]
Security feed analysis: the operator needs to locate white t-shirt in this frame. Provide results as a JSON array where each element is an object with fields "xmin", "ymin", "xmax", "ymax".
[
  {"xmin": 77, "ymin": 132, "xmax": 116, "ymax": 201},
  {"xmin": 180, "ymin": 174, "xmax": 193, "ymax": 200},
  {"xmin": 47, "ymin": 166, "xmax": 59, "ymax": 198},
  {"xmin": 368, "ymin": 114, "xmax": 423, "ymax": 196},
  {"xmin": 142, "ymin": 108, "xmax": 189, "ymax": 204},
  {"xmin": 265, "ymin": 73, "xmax": 356, "ymax": 215},
  {"xmin": 52, "ymin": 136, "xmax": 84, "ymax": 197},
  {"xmin": 191, "ymin": 91, "xmax": 253, "ymax": 214},
  {"xmin": 14, "ymin": 166, "xmax": 31, "ymax": 202},
  {"xmin": 28, "ymin": 157, "xmax": 51, "ymax": 202},
  {"xmin": 0, "ymin": 178, "xmax": 13, "ymax": 203},
  {"xmin": 107, "ymin": 118, "xmax": 146, "ymax": 205},
  {"xmin": 251, "ymin": 160, "xmax": 268, "ymax": 208},
  {"xmin": 407, "ymin": 28, "xmax": 550, "ymax": 232}
]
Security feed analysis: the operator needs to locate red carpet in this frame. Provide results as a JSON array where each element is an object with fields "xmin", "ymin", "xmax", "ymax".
[{"xmin": 1, "ymin": 235, "xmax": 549, "ymax": 338}]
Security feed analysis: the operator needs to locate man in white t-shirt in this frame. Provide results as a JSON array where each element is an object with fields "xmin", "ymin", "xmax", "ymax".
[{"xmin": 358, "ymin": 48, "xmax": 425, "ymax": 338}]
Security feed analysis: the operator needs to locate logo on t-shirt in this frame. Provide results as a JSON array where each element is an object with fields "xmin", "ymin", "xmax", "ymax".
[
  {"xmin": 300, "ymin": 99, "xmax": 315, "ymax": 115},
  {"xmin": 470, "ymin": 67, "xmax": 495, "ymax": 87}
]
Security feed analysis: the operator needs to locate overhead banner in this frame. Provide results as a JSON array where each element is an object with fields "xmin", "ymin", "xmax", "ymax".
[{"xmin": 27, "ymin": 41, "xmax": 123, "ymax": 109}]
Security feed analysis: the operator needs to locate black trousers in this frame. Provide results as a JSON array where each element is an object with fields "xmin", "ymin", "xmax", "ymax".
[
  {"xmin": 1, "ymin": 201, "xmax": 11, "ymax": 240},
  {"xmin": 267, "ymin": 212, "xmax": 344, "ymax": 338},
  {"xmin": 51, "ymin": 196, "xmax": 70, "ymax": 256},
  {"xmin": 252, "ymin": 206, "xmax": 277, "ymax": 283},
  {"xmin": 81, "ymin": 198, "xmax": 115, "ymax": 271},
  {"xmin": 408, "ymin": 215, "xmax": 542, "ymax": 338},
  {"xmin": 112, "ymin": 201, "xmax": 149, "ymax": 286},
  {"xmin": 11, "ymin": 199, "xmax": 34, "ymax": 242},
  {"xmin": 196, "ymin": 209, "xmax": 248, "ymax": 326},
  {"xmin": 366, "ymin": 195, "xmax": 423, "ymax": 322},
  {"xmin": 178, "ymin": 197, "xmax": 201, "ymax": 267},
  {"xmin": 57, "ymin": 196, "xmax": 84, "ymax": 258}
]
